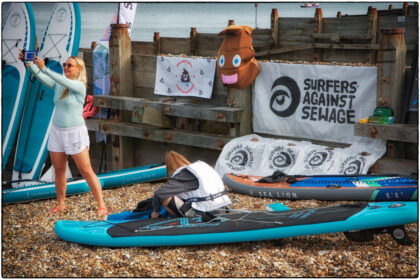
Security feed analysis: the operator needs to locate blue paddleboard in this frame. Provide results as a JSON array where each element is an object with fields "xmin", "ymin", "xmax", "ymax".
[
  {"xmin": 3, "ymin": 163, "xmax": 167, "ymax": 204},
  {"xmin": 223, "ymin": 173, "xmax": 418, "ymax": 201},
  {"xmin": 12, "ymin": 3, "xmax": 81, "ymax": 186},
  {"xmin": 55, "ymin": 201, "xmax": 417, "ymax": 247},
  {"xmin": 2, "ymin": 3, "xmax": 36, "ymax": 171}
]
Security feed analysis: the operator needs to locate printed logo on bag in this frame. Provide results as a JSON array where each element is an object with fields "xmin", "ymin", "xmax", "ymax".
[
  {"xmin": 224, "ymin": 144, "xmax": 255, "ymax": 171},
  {"xmin": 267, "ymin": 146, "xmax": 296, "ymax": 171},
  {"xmin": 303, "ymin": 148, "xmax": 334, "ymax": 171},
  {"xmin": 339, "ymin": 155, "xmax": 366, "ymax": 175},
  {"xmin": 270, "ymin": 76, "xmax": 301, "ymax": 117},
  {"xmin": 11, "ymin": 13, "xmax": 21, "ymax": 27}
]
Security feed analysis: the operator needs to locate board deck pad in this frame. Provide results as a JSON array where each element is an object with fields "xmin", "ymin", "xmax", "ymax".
[{"xmin": 107, "ymin": 204, "xmax": 366, "ymax": 237}]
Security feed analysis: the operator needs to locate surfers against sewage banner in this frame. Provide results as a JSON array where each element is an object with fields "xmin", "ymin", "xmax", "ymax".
[
  {"xmin": 253, "ymin": 62, "xmax": 377, "ymax": 144},
  {"xmin": 216, "ymin": 62, "xmax": 387, "ymax": 177}
]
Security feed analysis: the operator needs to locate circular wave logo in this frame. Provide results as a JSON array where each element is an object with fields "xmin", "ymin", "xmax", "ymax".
[
  {"xmin": 339, "ymin": 155, "xmax": 366, "ymax": 175},
  {"xmin": 270, "ymin": 76, "xmax": 301, "ymax": 117},
  {"xmin": 268, "ymin": 146, "xmax": 296, "ymax": 171},
  {"xmin": 304, "ymin": 149, "xmax": 334, "ymax": 171},
  {"xmin": 224, "ymin": 144, "xmax": 254, "ymax": 172}
]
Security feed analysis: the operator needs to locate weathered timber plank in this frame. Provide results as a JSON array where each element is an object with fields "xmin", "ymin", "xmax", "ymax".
[
  {"xmin": 132, "ymin": 70, "xmax": 156, "ymax": 89},
  {"xmin": 252, "ymin": 34, "xmax": 272, "ymax": 41},
  {"xmin": 252, "ymin": 28, "xmax": 271, "ymax": 35},
  {"xmin": 132, "ymin": 55, "xmax": 156, "ymax": 73},
  {"xmin": 313, "ymin": 43, "xmax": 380, "ymax": 50},
  {"xmin": 313, "ymin": 33, "xmax": 373, "ymax": 41},
  {"xmin": 256, "ymin": 44, "xmax": 313, "ymax": 57},
  {"xmin": 368, "ymin": 157, "xmax": 418, "ymax": 175},
  {"xmin": 160, "ymin": 37, "xmax": 190, "ymax": 54},
  {"xmin": 354, "ymin": 123, "xmax": 418, "ymax": 143},
  {"xmin": 93, "ymin": 95, "xmax": 243, "ymax": 122},
  {"xmin": 132, "ymin": 41, "xmax": 154, "ymax": 54},
  {"xmin": 253, "ymin": 41, "xmax": 274, "ymax": 48},
  {"xmin": 85, "ymin": 119, "xmax": 233, "ymax": 150}
]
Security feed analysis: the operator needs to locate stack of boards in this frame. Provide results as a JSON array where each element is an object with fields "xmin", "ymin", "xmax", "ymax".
[
  {"xmin": 54, "ymin": 201, "xmax": 417, "ymax": 247},
  {"xmin": 2, "ymin": 3, "xmax": 81, "ymax": 186}
]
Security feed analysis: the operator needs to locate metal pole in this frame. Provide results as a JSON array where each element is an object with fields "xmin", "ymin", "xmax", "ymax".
[
  {"xmin": 117, "ymin": 3, "xmax": 121, "ymax": 24},
  {"xmin": 255, "ymin": 3, "xmax": 258, "ymax": 28}
]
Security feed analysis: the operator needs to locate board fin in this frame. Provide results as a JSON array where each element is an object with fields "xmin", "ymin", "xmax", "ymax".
[
  {"xmin": 266, "ymin": 202, "xmax": 290, "ymax": 212},
  {"xmin": 344, "ymin": 225, "xmax": 413, "ymax": 245},
  {"xmin": 40, "ymin": 163, "xmax": 72, "ymax": 182}
]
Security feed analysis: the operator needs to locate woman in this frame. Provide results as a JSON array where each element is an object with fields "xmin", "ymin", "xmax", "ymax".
[
  {"xmin": 151, "ymin": 151, "xmax": 231, "ymax": 218},
  {"xmin": 19, "ymin": 50, "xmax": 108, "ymax": 215}
]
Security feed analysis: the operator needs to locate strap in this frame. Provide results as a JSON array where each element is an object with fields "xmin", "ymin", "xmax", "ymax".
[{"xmin": 184, "ymin": 191, "xmax": 226, "ymax": 203}]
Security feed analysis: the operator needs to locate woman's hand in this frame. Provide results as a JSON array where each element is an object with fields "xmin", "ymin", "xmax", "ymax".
[
  {"xmin": 33, "ymin": 56, "xmax": 45, "ymax": 70},
  {"xmin": 18, "ymin": 49, "xmax": 25, "ymax": 61},
  {"xmin": 150, "ymin": 211, "xmax": 160, "ymax": 219}
]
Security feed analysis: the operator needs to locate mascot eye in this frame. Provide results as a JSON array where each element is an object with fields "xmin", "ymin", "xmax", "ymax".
[
  {"xmin": 219, "ymin": 55, "xmax": 225, "ymax": 67},
  {"xmin": 232, "ymin": 54, "xmax": 241, "ymax": 67}
]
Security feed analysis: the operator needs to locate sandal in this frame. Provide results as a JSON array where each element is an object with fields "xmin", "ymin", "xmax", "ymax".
[
  {"xmin": 48, "ymin": 205, "xmax": 65, "ymax": 214},
  {"xmin": 97, "ymin": 207, "xmax": 108, "ymax": 216}
]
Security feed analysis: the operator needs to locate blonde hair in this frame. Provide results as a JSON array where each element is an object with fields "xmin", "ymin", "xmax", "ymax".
[
  {"xmin": 165, "ymin": 151, "xmax": 191, "ymax": 177},
  {"xmin": 60, "ymin": 56, "xmax": 87, "ymax": 99}
]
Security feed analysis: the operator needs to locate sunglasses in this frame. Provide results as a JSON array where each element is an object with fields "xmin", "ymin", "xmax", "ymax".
[{"xmin": 62, "ymin": 63, "xmax": 76, "ymax": 68}]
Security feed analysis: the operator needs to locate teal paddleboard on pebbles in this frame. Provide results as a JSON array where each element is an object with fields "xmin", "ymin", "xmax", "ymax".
[
  {"xmin": 54, "ymin": 201, "xmax": 417, "ymax": 247},
  {"xmin": 12, "ymin": 3, "xmax": 81, "ymax": 186},
  {"xmin": 2, "ymin": 3, "xmax": 36, "ymax": 171},
  {"xmin": 3, "ymin": 163, "xmax": 166, "ymax": 204}
]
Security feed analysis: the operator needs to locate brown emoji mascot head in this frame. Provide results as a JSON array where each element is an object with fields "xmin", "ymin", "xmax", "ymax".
[{"xmin": 217, "ymin": 25, "xmax": 260, "ymax": 89}]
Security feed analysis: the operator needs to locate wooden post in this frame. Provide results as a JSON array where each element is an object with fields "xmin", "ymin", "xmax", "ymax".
[
  {"xmin": 270, "ymin": 8, "xmax": 279, "ymax": 47},
  {"xmin": 366, "ymin": 7, "xmax": 378, "ymax": 64},
  {"xmin": 190, "ymin": 27, "xmax": 197, "ymax": 55},
  {"xmin": 377, "ymin": 28, "xmax": 407, "ymax": 123},
  {"xmin": 109, "ymin": 23, "xmax": 134, "ymax": 169},
  {"xmin": 313, "ymin": 8, "xmax": 323, "ymax": 62},
  {"xmin": 402, "ymin": 2, "xmax": 409, "ymax": 15},
  {"xmin": 227, "ymin": 87, "xmax": 252, "ymax": 136},
  {"xmin": 153, "ymin": 32, "xmax": 160, "ymax": 54}
]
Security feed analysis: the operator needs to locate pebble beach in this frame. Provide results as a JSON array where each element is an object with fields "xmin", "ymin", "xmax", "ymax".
[{"xmin": 2, "ymin": 181, "xmax": 418, "ymax": 278}]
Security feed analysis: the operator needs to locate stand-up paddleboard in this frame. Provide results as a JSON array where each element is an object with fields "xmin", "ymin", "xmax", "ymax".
[
  {"xmin": 54, "ymin": 201, "xmax": 417, "ymax": 247},
  {"xmin": 3, "ymin": 163, "xmax": 166, "ymax": 204},
  {"xmin": 2, "ymin": 3, "xmax": 36, "ymax": 171},
  {"xmin": 223, "ymin": 173, "xmax": 418, "ymax": 201},
  {"xmin": 12, "ymin": 3, "xmax": 81, "ymax": 187}
]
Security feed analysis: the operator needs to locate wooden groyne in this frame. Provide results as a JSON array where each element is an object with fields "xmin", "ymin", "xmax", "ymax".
[{"xmin": 79, "ymin": 3, "xmax": 418, "ymax": 175}]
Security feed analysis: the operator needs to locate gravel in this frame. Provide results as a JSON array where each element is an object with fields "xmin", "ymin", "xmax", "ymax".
[{"xmin": 2, "ymin": 181, "xmax": 418, "ymax": 278}]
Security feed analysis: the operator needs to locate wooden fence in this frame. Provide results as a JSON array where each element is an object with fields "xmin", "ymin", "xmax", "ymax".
[{"xmin": 79, "ymin": 3, "xmax": 418, "ymax": 175}]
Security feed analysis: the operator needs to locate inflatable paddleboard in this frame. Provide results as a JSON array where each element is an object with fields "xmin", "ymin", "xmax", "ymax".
[
  {"xmin": 12, "ymin": 3, "xmax": 81, "ymax": 186},
  {"xmin": 54, "ymin": 201, "xmax": 417, "ymax": 247},
  {"xmin": 3, "ymin": 163, "xmax": 166, "ymax": 204},
  {"xmin": 2, "ymin": 3, "xmax": 36, "ymax": 171},
  {"xmin": 223, "ymin": 173, "xmax": 418, "ymax": 201}
]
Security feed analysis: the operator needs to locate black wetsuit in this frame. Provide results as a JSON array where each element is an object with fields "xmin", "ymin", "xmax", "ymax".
[{"xmin": 152, "ymin": 169, "xmax": 199, "ymax": 212}]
